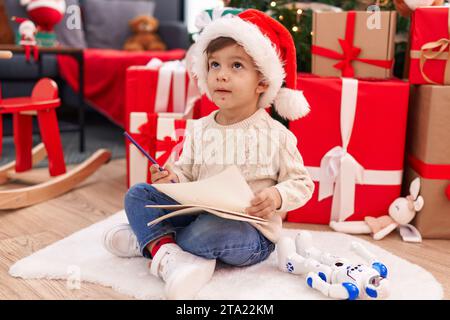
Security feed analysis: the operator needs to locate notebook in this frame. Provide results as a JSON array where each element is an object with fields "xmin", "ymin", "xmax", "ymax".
[{"xmin": 146, "ymin": 166, "xmax": 268, "ymax": 226}]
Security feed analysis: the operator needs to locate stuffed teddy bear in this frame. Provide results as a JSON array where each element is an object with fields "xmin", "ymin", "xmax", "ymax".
[
  {"xmin": 329, "ymin": 178, "xmax": 425, "ymax": 242},
  {"xmin": 393, "ymin": 0, "xmax": 444, "ymax": 17},
  {"xmin": 123, "ymin": 15, "xmax": 166, "ymax": 51}
]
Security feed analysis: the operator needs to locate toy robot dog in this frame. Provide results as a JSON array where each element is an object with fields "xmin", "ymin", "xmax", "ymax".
[{"xmin": 277, "ymin": 231, "xmax": 390, "ymax": 300}]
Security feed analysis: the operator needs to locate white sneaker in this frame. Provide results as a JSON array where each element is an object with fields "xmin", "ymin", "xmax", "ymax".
[
  {"xmin": 102, "ymin": 223, "xmax": 141, "ymax": 258},
  {"xmin": 150, "ymin": 243, "xmax": 216, "ymax": 300}
]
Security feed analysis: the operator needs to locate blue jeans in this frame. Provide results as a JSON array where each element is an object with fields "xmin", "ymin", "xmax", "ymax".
[{"xmin": 124, "ymin": 183, "xmax": 275, "ymax": 267}]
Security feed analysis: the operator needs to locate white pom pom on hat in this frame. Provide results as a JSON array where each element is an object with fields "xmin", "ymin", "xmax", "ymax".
[{"xmin": 190, "ymin": 9, "xmax": 310, "ymax": 120}]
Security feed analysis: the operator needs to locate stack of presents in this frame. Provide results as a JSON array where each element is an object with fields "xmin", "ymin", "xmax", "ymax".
[{"xmin": 125, "ymin": 7, "xmax": 450, "ymax": 240}]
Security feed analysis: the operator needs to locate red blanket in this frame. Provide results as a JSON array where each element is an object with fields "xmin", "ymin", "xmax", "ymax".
[{"xmin": 57, "ymin": 48, "xmax": 186, "ymax": 127}]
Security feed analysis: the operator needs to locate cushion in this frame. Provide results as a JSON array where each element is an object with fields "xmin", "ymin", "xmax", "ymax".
[
  {"xmin": 3, "ymin": 0, "xmax": 27, "ymax": 33},
  {"xmin": 83, "ymin": 0, "xmax": 156, "ymax": 49},
  {"xmin": 54, "ymin": 0, "xmax": 87, "ymax": 48}
]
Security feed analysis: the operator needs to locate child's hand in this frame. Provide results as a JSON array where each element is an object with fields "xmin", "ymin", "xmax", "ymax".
[
  {"xmin": 150, "ymin": 163, "xmax": 179, "ymax": 184},
  {"xmin": 245, "ymin": 187, "xmax": 282, "ymax": 219}
]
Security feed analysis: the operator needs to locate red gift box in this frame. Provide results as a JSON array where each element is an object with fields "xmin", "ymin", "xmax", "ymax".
[
  {"xmin": 125, "ymin": 60, "xmax": 220, "ymax": 127},
  {"xmin": 287, "ymin": 74, "xmax": 410, "ymax": 224},
  {"xmin": 409, "ymin": 7, "xmax": 450, "ymax": 85},
  {"xmin": 124, "ymin": 60, "xmax": 223, "ymax": 187},
  {"xmin": 127, "ymin": 112, "xmax": 198, "ymax": 187},
  {"xmin": 125, "ymin": 60, "xmax": 200, "ymax": 127},
  {"xmin": 125, "ymin": 60, "xmax": 203, "ymax": 187}
]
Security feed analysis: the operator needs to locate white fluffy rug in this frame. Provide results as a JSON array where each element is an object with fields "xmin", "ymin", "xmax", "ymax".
[{"xmin": 9, "ymin": 210, "xmax": 443, "ymax": 300}]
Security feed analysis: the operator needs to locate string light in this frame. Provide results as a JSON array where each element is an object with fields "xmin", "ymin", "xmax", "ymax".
[
  {"xmin": 279, "ymin": 15, "xmax": 284, "ymax": 21},
  {"xmin": 296, "ymin": 8, "xmax": 302, "ymax": 24},
  {"xmin": 270, "ymin": 1, "xmax": 276, "ymax": 7},
  {"xmin": 292, "ymin": 26, "xmax": 299, "ymax": 32}
]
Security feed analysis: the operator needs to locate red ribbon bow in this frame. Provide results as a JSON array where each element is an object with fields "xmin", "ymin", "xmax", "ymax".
[
  {"xmin": 133, "ymin": 123, "xmax": 152, "ymax": 151},
  {"xmin": 131, "ymin": 113, "xmax": 158, "ymax": 155},
  {"xmin": 311, "ymin": 11, "xmax": 393, "ymax": 77},
  {"xmin": 155, "ymin": 119, "xmax": 187, "ymax": 166}
]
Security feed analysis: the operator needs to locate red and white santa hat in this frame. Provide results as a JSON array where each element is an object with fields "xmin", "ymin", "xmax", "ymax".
[
  {"xmin": 11, "ymin": 16, "xmax": 36, "ymax": 32},
  {"xmin": 190, "ymin": 9, "xmax": 310, "ymax": 121},
  {"xmin": 21, "ymin": 0, "xmax": 66, "ymax": 13}
]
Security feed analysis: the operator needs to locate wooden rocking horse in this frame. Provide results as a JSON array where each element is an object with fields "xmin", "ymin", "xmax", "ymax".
[{"xmin": 0, "ymin": 50, "xmax": 111, "ymax": 209}]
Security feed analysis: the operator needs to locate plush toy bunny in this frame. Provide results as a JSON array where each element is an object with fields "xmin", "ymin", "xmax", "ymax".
[{"xmin": 330, "ymin": 178, "xmax": 424, "ymax": 242}]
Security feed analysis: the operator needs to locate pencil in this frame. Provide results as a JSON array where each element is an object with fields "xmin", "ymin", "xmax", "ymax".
[{"xmin": 124, "ymin": 131, "xmax": 177, "ymax": 183}]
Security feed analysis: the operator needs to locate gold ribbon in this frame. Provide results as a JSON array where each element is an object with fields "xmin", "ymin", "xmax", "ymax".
[
  {"xmin": 412, "ymin": 9, "xmax": 450, "ymax": 84},
  {"xmin": 419, "ymin": 38, "xmax": 450, "ymax": 84}
]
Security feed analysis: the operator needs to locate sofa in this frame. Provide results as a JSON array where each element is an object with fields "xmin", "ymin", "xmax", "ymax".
[{"xmin": 0, "ymin": 0, "xmax": 190, "ymax": 104}]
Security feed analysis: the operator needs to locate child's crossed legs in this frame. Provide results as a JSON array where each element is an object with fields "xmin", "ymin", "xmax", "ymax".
[{"xmin": 124, "ymin": 183, "xmax": 275, "ymax": 266}]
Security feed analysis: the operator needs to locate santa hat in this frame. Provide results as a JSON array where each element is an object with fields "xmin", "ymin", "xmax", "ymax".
[
  {"xmin": 11, "ymin": 16, "xmax": 36, "ymax": 31},
  {"xmin": 190, "ymin": 9, "xmax": 310, "ymax": 121},
  {"xmin": 11, "ymin": 16, "xmax": 28, "ymax": 23},
  {"xmin": 22, "ymin": 0, "xmax": 66, "ymax": 13}
]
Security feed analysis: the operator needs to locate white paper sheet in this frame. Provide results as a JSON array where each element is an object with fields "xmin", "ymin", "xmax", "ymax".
[
  {"xmin": 150, "ymin": 165, "xmax": 255, "ymax": 214},
  {"xmin": 146, "ymin": 205, "xmax": 268, "ymax": 226}
]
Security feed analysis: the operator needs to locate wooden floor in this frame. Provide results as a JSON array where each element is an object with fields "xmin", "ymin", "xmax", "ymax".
[{"xmin": 0, "ymin": 159, "xmax": 449, "ymax": 300}]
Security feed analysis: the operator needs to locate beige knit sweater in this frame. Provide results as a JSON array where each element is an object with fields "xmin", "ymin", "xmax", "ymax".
[{"xmin": 171, "ymin": 108, "xmax": 315, "ymax": 243}]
